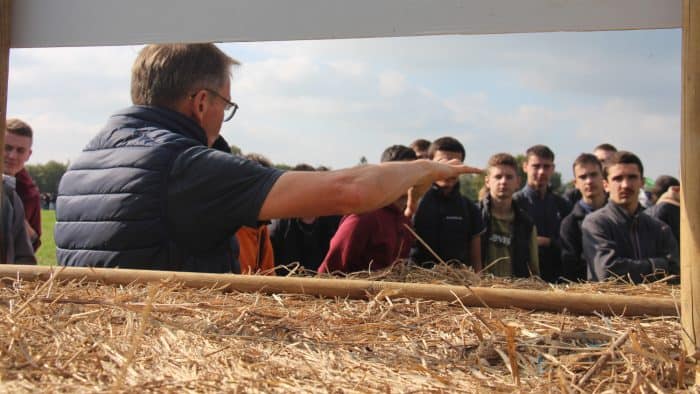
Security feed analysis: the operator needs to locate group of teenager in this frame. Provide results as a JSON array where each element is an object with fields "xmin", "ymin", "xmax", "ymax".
[
  {"xmin": 242, "ymin": 138, "xmax": 679, "ymax": 284},
  {"xmin": 1, "ymin": 42, "xmax": 680, "ymax": 284}
]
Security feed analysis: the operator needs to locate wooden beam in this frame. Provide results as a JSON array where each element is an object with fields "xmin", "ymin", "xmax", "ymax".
[
  {"xmin": 0, "ymin": 0, "xmax": 11, "ymax": 261},
  {"xmin": 10, "ymin": 0, "xmax": 681, "ymax": 48},
  {"xmin": 681, "ymin": 0, "xmax": 700, "ymax": 364},
  {"xmin": 0, "ymin": 265, "xmax": 678, "ymax": 317}
]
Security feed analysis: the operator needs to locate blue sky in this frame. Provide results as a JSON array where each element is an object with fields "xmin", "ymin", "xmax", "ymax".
[{"xmin": 7, "ymin": 28, "xmax": 681, "ymax": 182}]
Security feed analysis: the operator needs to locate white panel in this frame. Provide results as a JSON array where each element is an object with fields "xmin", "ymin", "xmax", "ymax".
[{"xmin": 11, "ymin": 0, "xmax": 682, "ymax": 48}]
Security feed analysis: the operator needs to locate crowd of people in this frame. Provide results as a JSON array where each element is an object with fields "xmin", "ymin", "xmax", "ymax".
[{"xmin": 2, "ymin": 43, "xmax": 681, "ymax": 284}]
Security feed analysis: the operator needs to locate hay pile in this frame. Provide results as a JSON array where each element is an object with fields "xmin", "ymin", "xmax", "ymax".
[{"xmin": 0, "ymin": 263, "xmax": 691, "ymax": 392}]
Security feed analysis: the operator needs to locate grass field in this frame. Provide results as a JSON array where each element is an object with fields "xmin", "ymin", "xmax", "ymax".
[{"xmin": 37, "ymin": 210, "xmax": 56, "ymax": 266}]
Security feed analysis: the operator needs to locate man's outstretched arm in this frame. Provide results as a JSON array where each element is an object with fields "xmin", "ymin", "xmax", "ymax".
[{"xmin": 258, "ymin": 160, "xmax": 481, "ymax": 220}]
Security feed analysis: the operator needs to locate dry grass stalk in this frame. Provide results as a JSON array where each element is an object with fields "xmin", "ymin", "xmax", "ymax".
[{"xmin": 577, "ymin": 330, "xmax": 630, "ymax": 387}]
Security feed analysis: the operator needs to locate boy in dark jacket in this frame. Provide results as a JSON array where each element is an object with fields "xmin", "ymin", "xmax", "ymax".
[
  {"xmin": 559, "ymin": 153, "xmax": 607, "ymax": 281},
  {"xmin": 514, "ymin": 145, "xmax": 571, "ymax": 282},
  {"xmin": 410, "ymin": 137, "xmax": 484, "ymax": 269},
  {"xmin": 479, "ymin": 153, "xmax": 539, "ymax": 278},
  {"xmin": 582, "ymin": 151, "xmax": 679, "ymax": 283}
]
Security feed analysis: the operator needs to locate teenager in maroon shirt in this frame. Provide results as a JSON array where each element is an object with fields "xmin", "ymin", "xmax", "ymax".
[
  {"xmin": 318, "ymin": 145, "xmax": 417, "ymax": 274},
  {"xmin": 4, "ymin": 119, "xmax": 41, "ymax": 250}
]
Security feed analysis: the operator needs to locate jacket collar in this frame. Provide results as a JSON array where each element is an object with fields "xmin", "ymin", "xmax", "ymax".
[
  {"xmin": 605, "ymin": 201, "xmax": 643, "ymax": 222},
  {"xmin": 521, "ymin": 184, "xmax": 551, "ymax": 200},
  {"xmin": 113, "ymin": 105, "xmax": 231, "ymax": 153},
  {"xmin": 482, "ymin": 193, "xmax": 524, "ymax": 219}
]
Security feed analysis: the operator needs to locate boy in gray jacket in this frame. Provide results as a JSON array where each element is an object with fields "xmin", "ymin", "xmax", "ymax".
[{"xmin": 581, "ymin": 151, "xmax": 678, "ymax": 283}]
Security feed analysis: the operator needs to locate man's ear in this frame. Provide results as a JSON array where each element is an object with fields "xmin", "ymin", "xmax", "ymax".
[
  {"xmin": 522, "ymin": 160, "xmax": 528, "ymax": 172},
  {"xmin": 188, "ymin": 89, "xmax": 210, "ymax": 124},
  {"xmin": 603, "ymin": 179, "xmax": 610, "ymax": 193}
]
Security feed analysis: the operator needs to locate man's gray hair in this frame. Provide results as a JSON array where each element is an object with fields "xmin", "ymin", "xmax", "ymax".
[{"xmin": 131, "ymin": 43, "xmax": 239, "ymax": 107}]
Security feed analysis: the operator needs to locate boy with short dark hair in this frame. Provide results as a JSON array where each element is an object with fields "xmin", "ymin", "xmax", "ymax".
[
  {"xmin": 582, "ymin": 151, "xmax": 679, "ymax": 283},
  {"xmin": 479, "ymin": 153, "xmax": 538, "ymax": 277},
  {"xmin": 514, "ymin": 144, "xmax": 571, "ymax": 282},
  {"xmin": 410, "ymin": 137, "xmax": 484, "ymax": 269},
  {"xmin": 560, "ymin": 153, "xmax": 607, "ymax": 281},
  {"xmin": 410, "ymin": 139, "xmax": 431, "ymax": 160},
  {"xmin": 318, "ymin": 145, "xmax": 416, "ymax": 274},
  {"xmin": 4, "ymin": 118, "xmax": 41, "ymax": 251}
]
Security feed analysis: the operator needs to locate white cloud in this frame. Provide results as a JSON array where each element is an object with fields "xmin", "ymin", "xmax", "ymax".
[
  {"xmin": 378, "ymin": 71, "xmax": 406, "ymax": 97},
  {"xmin": 328, "ymin": 60, "xmax": 368, "ymax": 77}
]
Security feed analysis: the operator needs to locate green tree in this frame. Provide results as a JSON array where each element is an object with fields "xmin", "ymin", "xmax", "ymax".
[
  {"xmin": 230, "ymin": 144, "xmax": 242, "ymax": 156},
  {"xmin": 359, "ymin": 156, "xmax": 368, "ymax": 165},
  {"xmin": 459, "ymin": 174, "xmax": 485, "ymax": 201},
  {"xmin": 25, "ymin": 160, "xmax": 69, "ymax": 194},
  {"xmin": 274, "ymin": 163, "xmax": 292, "ymax": 171}
]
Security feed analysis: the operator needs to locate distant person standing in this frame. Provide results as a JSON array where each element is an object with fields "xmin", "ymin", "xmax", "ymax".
[
  {"xmin": 479, "ymin": 153, "xmax": 539, "ymax": 278},
  {"xmin": 4, "ymin": 118, "xmax": 41, "ymax": 250},
  {"xmin": 559, "ymin": 154, "xmax": 607, "ymax": 282},
  {"xmin": 514, "ymin": 145, "xmax": 571, "ymax": 282},
  {"xmin": 593, "ymin": 143, "xmax": 618, "ymax": 167},
  {"xmin": 410, "ymin": 139, "xmax": 431, "ymax": 160},
  {"xmin": 645, "ymin": 175, "xmax": 680, "ymax": 243},
  {"xmin": 410, "ymin": 137, "xmax": 484, "ymax": 269}
]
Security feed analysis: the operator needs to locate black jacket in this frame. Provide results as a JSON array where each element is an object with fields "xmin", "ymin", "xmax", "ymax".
[
  {"xmin": 269, "ymin": 216, "xmax": 341, "ymax": 272},
  {"xmin": 56, "ymin": 106, "xmax": 281, "ymax": 272},
  {"xmin": 581, "ymin": 202, "xmax": 679, "ymax": 283},
  {"xmin": 514, "ymin": 186, "xmax": 571, "ymax": 282},
  {"xmin": 645, "ymin": 202, "xmax": 680, "ymax": 243},
  {"xmin": 560, "ymin": 201, "xmax": 605, "ymax": 282},
  {"xmin": 410, "ymin": 185, "xmax": 483, "ymax": 266},
  {"xmin": 478, "ymin": 195, "xmax": 535, "ymax": 278}
]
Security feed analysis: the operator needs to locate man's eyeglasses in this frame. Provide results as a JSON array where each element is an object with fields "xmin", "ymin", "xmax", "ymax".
[{"xmin": 192, "ymin": 88, "xmax": 239, "ymax": 122}]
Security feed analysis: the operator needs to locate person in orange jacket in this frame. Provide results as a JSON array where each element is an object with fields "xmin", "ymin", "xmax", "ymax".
[
  {"xmin": 236, "ymin": 223, "xmax": 275, "ymax": 275},
  {"xmin": 235, "ymin": 153, "xmax": 276, "ymax": 275}
]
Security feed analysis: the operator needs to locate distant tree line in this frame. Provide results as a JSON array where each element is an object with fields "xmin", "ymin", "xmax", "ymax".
[{"xmin": 25, "ymin": 161, "xmax": 69, "ymax": 194}]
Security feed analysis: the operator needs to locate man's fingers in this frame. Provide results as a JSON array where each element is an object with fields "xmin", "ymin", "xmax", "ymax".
[{"xmin": 454, "ymin": 165, "xmax": 483, "ymax": 175}]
